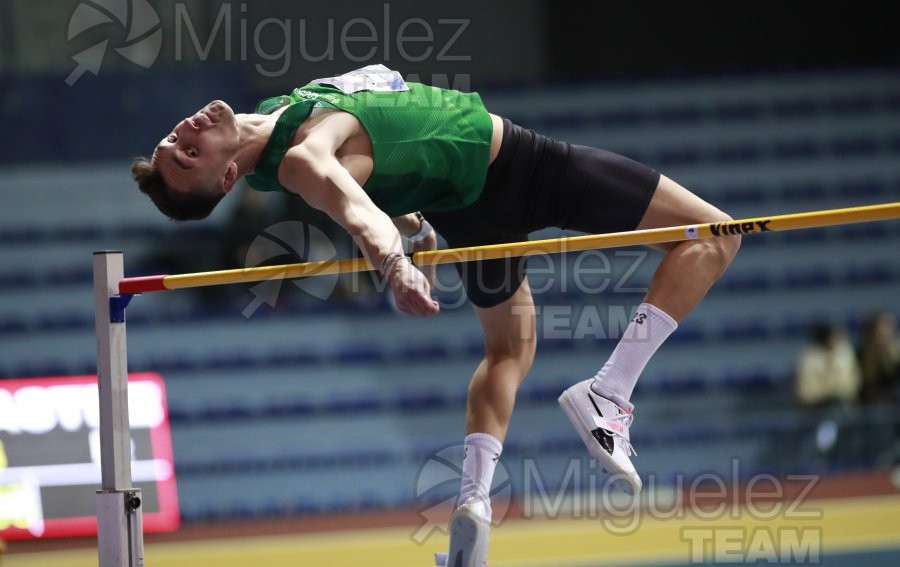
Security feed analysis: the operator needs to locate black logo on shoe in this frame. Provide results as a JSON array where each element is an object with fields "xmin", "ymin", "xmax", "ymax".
[
  {"xmin": 588, "ymin": 394, "xmax": 616, "ymax": 456},
  {"xmin": 591, "ymin": 427, "xmax": 615, "ymax": 456}
]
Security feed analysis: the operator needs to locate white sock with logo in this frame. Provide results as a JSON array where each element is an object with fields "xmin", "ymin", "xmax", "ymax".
[
  {"xmin": 457, "ymin": 433, "xmax": 502, "ymax": 516},
  {"xmin": 591, "ymin": 303, "xmax": 678, "ymax": 409}
]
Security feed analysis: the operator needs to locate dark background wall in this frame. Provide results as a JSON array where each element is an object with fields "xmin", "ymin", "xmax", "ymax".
[
  {"xmin": 543, "ymin": 1, "xmax": 900, "ymax": 78},
  {"xmin": 1, "ymin": 0, "xmax": 898, "ymax": 165}
]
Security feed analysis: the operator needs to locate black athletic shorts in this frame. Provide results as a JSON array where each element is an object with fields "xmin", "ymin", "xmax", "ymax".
[{"xmin": 423, "ymin": 118, "xmax": 660, "ymax": 308}]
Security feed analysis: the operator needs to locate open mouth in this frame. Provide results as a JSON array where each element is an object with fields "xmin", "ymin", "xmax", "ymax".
[{"xmin": 189, "ymin": 112, "xmax": 215, "ymax": 129}]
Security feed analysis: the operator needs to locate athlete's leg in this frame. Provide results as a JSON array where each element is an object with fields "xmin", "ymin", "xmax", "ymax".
[
  {"xmin": 591, "ymin": 174, "xmax": 740, "ymax": 402},
  {"xmin": 455, "ymin": 279, "xmax": 536, "ymax": 511},
  {"xmin": 560, "ymin": 167, "xmax": 739, "ymax": 493},
  {"xmin": 466, "ymin": 279, "xmax": 537, "ymax": 440},
  {"xmin": 424, "ymin": 206, "xmax": 535, "ymax": 508},
  {"xmin": 636, "ymin": 174, "xmax": 741, "ymax": 322},
  {"xmin": 444, "ymin": 281, "xmax": 535, "ymax": 567},
  {"xmin": 589, "ymin": 172, "xmax": 740, "ymax": 394}
]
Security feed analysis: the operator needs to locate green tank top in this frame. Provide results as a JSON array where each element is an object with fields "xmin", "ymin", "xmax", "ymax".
[{"xmin": 245, "ymin": 81, "xmax": 493, "ymax": 217}]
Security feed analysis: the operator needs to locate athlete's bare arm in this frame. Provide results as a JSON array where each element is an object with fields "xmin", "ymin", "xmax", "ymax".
[
  {"xmin": 278, "ymin": 111, "xmax": 439, "ymax": 316},
  {"xmin": 392, "ymin": 213, "xmax": 425, "ymax": 237}
]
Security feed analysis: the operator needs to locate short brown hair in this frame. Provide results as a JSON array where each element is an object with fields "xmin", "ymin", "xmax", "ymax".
[{"xmin": 132, "ymin": 157, "xmax": 225, "ymax": 221}]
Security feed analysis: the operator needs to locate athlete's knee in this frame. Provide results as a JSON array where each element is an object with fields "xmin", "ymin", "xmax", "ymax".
[
  {"xmin": 486, "ymin": 337, "xmax": 536, "ymax": 375},
  {"xmin": 482, "ymin": 328, "xmax": 536, "ymax": 377},
  {"xmin": 709, "ymin": 211, "xmax": 742, "ymax": 264}
]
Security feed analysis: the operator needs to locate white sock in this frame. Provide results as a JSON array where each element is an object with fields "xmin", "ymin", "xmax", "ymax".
[
  {"xmin": 591, "ymin": 303, "xmax": 678, "ymax": 408},
  {"xmin": 458, "ymin": 433, "xmax": 502, "ymax": 513}
]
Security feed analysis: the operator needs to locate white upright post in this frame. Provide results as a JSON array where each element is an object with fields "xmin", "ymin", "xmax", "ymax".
[{"xmin": 93, "ymin": 251, "xmax": 144, "ymax": 567}]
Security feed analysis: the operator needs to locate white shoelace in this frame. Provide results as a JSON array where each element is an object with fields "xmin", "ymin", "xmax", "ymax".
[{"xmin": 608, "ymin": 411, "xmax": 637, "ymax": 456}]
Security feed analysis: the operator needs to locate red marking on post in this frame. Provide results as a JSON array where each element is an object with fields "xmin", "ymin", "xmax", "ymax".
[{"xmin": 119, "ymin": 275, "xmax": 169, "ymax": 295}]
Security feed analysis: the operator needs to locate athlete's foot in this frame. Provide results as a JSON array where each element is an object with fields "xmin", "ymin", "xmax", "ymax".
[
  {"xmin": 435, "ymin": 496, "xmax": 490, "ymax": 567},
  {"xmin": 558, "ymin": 378, "xmax": 641, "ymax": 494}
]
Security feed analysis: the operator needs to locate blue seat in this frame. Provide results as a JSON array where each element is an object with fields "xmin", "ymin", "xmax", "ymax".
[
  {"xmin": 541, "ymin": 111, "xmax": 588, "ymax": 130},
  {"xmin": 73, "ymin": 357, "xmax": 97, "ymax": 376},
  {"xmin": 773, "ymin": 140, "xmax": 821, "ymax": 161},
  {"xmin": 326, "ymin": 395, "xmax": 383, "ymax": 414},
  {"xmin": 657, "ymin": 374, "xmax": 709, "ymax": 395},
  {"xmin": 52, "ymin": 226, "xmax": 104, "ymax": 241},
  {"xmin": 771, "ymin": 99, "xmax": 820, "ymax": 119},
  {"xmin": 844, "ymin": 264, "xmax": 894, "ymax": 285},
  {"xmin": 664, "ymin": 423, "xmax": 724, "ymax": 444},
  {"xmin": 0, "ymin": 316, "xmax": 29, "ymax": 335},
  {"xmin": 829, "ymin": 95, "xmax": 876, "ymax": 115},
  {"xmin": 653, "ymin": 106, "xmax": 703, "ymax": 125},
  {"xmin": 147, "ymin": 353, "xmax": 198, "ymax": 373},
  {"xmin": 841, "ymin": 223, "xmax": 888, "ymax": 240},
  {"xmin": 714, "ymin": 143, "xmax": 763, "ymax": 164},
  {"xmin": 264, "ymin": 397, "xmax": 318, "ymax": 417},
  {"xmin": 259, "ymin": 499, "xmax": 292, "ymax": 518},
  {"xmin": 722, "ymin": 369, "xmax": 778, "ymax": 394},
  {"xmin": 265, "ymin": 346, "xmax": 322, "ymax": 367},
  {"xmin": 594, "ymin": 108, "xmax": 644, "ymax": 128},
  {"xmin": 45, "ymin": 268, "xmax": 92, "ymax": 286},
  {"xmin": 780, "ymin": 181, "xmax": 827, "ymax": 201},
  {"xmin": 204, "ymin": 351, "xmax": 260, "ymax": 370},
  {"xmin": 114, "ymin": 225, "xmax": 166, "ymax": 239},
  {"xmin": 396, "ymin": 391, "xmax": 447, "ymax": 411},
  {"xmin": 0, "ymin": 227, "xmax": 46, "ymax": 244},
  {"xmin": 839, "ymin": 178, "xmax": 886, "ymax": 198},
  {"xmin": 463, "ymin": 335, "xmax": 485, "ymax": 357},
  {"xmin": 0, "ymin": 271, "xmax": 40, "ymax": 290},
  {"xmin": 782, "ymin": 267, "xmax": 833, "ymax": 289},
  {"xmin": 722, "ymin": 271, "xmax": 772, "ymax": 292},
  {"xmin": 522, "ymin": 382, "xmax": 567, "ymax": 404},
  {"xmin": 720, "ymin": 318, "xmax": 771, "ymax": 340},
  {"xmin": 715, "ymin": 103, "xmax": 762, "ymax": 122},
  {"xmin": 655, "ymin": 148, "xmax": 702, "ymax": 167},
  {"xmin": 536, "ymin": 335, "xmax": 577, "ymax": 352},
  {"xmin": 717, "ymin": 185, "xmax": 768, "ymax": 205},
  {"xmin": 199, "ymin": 401, "xmax": 254, "ymax": 422},
  {"xmin": 12, "ymin": 360, "xmax": 71, "ymax": 378},
  {"xmin": 781, "ymin": 228, "xmax": 829, "ymax": 244},
  {"xmin": 831, "ymin": 136, "xmax": 879, "ymax": 157},
  {"xmin": 332, "ymin": 342, "xmax": 385, "ymax": 364},
  {"xmin": 666, "ymin": 321, "xmax": 704, "ymax": 343},
  {"xmin": 400, "ymin": 340, "xmax": 451, "ymax": 361},
  {"xmin": 780, "ymin": 314, "xmax": 820, "ymax": 336},
  {"xmin": 35, "ymin": 313, "xmax": 89, "ymax": 332}
]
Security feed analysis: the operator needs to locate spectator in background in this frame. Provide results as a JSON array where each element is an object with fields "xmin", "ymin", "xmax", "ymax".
[
  {"xmin": 858, "ymin": 312, "xmax": 900, "ymax": 404},
  {"xmin": 795, "ymin": 323, "xmax": 861, "ymax": 408}
]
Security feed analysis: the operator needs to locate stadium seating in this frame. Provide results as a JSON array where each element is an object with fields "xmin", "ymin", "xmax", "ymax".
[{"xmin": 1, "ymin": 70, "xmax": 898, "ymax": 521}]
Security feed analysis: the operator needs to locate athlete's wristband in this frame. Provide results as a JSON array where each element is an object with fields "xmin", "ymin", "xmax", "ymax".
[
  {"xmin": 409, "ymin": 214, "xmax": 434, "ymax": 243},
  {"xmin": 379, "ymin": 252, "xmax": 408, "ymax": 278}
]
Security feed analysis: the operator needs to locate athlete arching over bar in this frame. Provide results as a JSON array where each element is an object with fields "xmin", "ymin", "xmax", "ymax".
[{"xmin": 133, "ymin": 65, "xmax": 740, "ymax": 566}]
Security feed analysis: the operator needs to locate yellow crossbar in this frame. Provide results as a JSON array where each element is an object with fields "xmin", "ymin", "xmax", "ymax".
[{"xmin": 118, "ymin": 202, "xmax": 900, "ymax": 294}]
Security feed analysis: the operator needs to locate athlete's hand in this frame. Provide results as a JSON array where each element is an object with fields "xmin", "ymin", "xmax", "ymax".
[
  {"xmin": 386, "ymin": 256, "xmax": 440, "ymax": 316},
  {"xmin": 410, "ymin": 231, "xmax": 438, "ymax": 287}
]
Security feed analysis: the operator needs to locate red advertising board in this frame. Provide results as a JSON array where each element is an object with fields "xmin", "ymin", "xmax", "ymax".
[{"xmin": 0, "ymin": 373, "xmax": 179, "ymax": 539}]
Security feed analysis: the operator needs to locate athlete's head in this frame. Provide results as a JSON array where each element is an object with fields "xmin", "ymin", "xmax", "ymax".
[{"xmin": 133, "ymin": 100, "xmax": 240, "ymax": 221}]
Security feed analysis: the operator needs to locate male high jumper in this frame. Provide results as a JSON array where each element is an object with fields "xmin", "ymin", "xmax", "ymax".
[{"xmin": 133, "ymin": 65, "xmax": 740, "ymax": 566}]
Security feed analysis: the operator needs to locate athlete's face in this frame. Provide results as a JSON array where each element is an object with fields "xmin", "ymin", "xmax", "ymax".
[{"xmin": 153, "ymin": 100, "xmax": 240, "ymax": 196}]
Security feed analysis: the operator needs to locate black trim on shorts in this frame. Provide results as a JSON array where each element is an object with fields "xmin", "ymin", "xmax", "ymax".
[{"xmin": 424, "ymin": 118, "xmax": 660, "ymax": 309}]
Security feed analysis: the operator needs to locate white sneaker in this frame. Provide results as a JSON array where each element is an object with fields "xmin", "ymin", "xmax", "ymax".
[
  {"xmin": 558, "ymin": 378, "xmax": 641, "ymax": 494},
  {"xmin": 435, "ymin": 497, "xmax": 490, "ymax": 567}
]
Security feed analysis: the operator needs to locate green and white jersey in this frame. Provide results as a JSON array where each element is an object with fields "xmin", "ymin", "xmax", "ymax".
[{"xmin": 246, "ymin": 65, "xmax": 494, "ymax": 216}]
